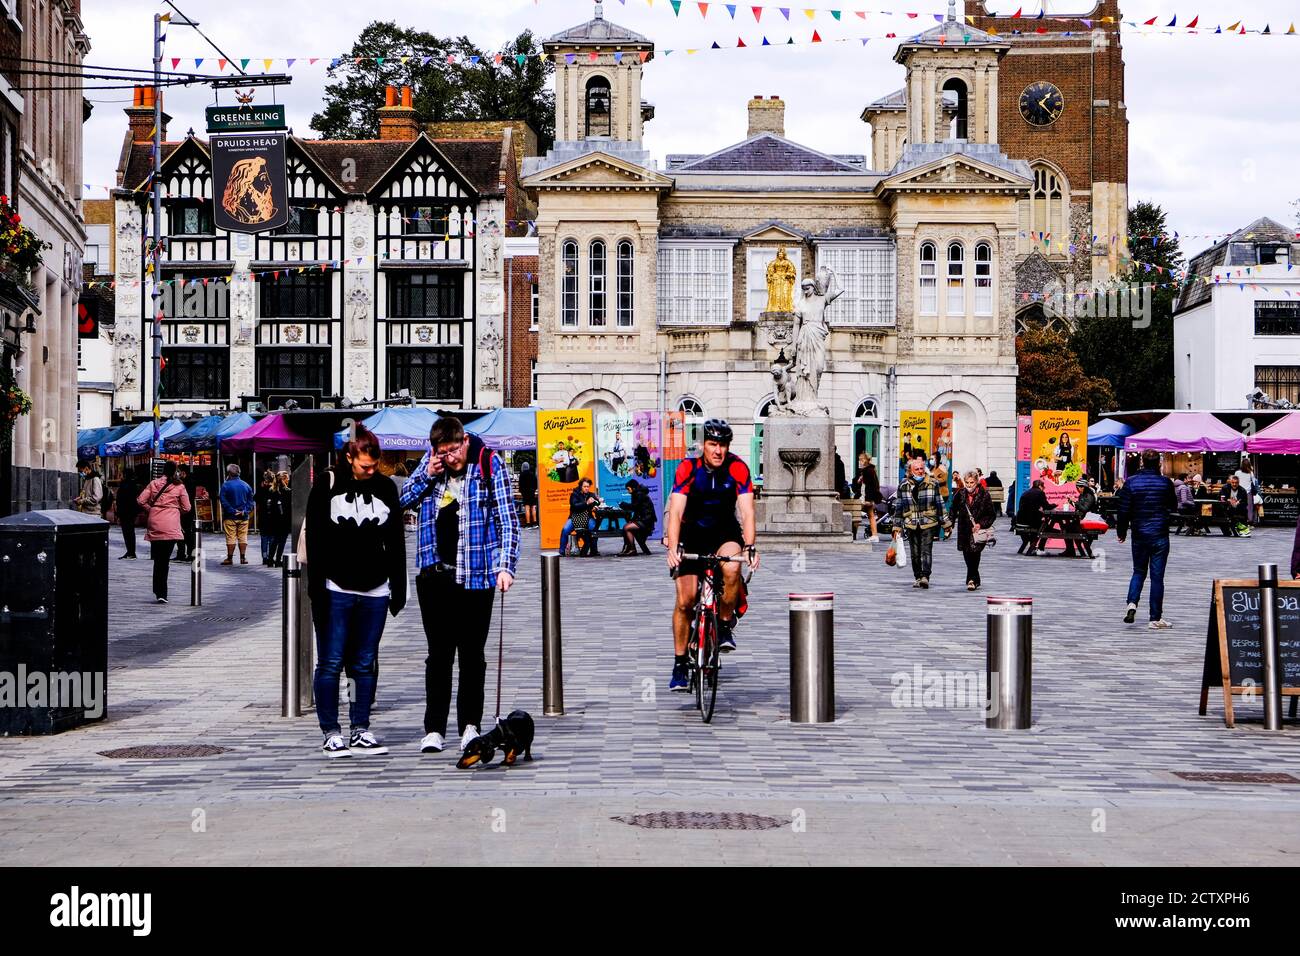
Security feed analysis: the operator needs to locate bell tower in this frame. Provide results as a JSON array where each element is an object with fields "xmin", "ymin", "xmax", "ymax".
[
  {"xmin": 894, "ymin": 0, "xmax": 1010, "ymax": 146},
  {"xmin": 544, "ymin": 1, "xmax": 655, "ymax": 144}
]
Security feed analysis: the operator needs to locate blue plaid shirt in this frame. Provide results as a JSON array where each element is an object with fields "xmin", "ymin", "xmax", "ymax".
[{"xmin": 400, "ymin": 446, "xmax": 520, "ymax": 589}]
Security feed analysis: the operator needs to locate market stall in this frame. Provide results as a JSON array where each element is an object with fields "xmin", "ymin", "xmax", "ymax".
[
  {"xmin": 332, "ymin": 406, "xmax": 438, "ymax": 453},
  {"xmin": 1245, "ymin": 413, "xmax": 1300, "ymax": 526},
  {"xmin": 465, "ymin": 407, "xmax": 537, "ymax": 451}
]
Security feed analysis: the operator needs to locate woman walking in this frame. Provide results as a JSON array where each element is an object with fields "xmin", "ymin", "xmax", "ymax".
[
  {"xmin": 518, "ymin": 460, "xmax": 538, "ymax": 528},
  {"xmin": 1234, "ymin": 458, "xmax": 1259, "ymax": 525},
  {"xmin": 136, "ymin": 461, "xmax": 191, "ymax": 604},
  {"xmin": 619, "ymin": 479, "xmax": 656, "ymax": 555},
  {"xmin": 263, "ymin": 471, "xmax": 292, "ymax": 567},
  {"xmin": 256, "ymin": 470, "xmax": 277, "ymax": 565},
  {"xmin": 305, "ymin": 425, "xmax": 406, "ymax": 758},
  {"xmin": 852, "ymin": 452, "xmax": 882, "ymax": 542},
  {"xmin": 950, "ymin": 469, "xmax": 996, "ymax": 591}
]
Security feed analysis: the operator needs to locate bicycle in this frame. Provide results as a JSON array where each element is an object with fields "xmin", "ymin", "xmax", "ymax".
[{"xmin": 679, "ymin": 551, "xmax": 747, "ymax": 723}]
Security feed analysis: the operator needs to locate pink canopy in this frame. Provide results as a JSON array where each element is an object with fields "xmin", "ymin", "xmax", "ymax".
[
  {"xmin": 220, "ymin": 414, "xmax": 326, "ymax": 453},
  {"xmin": 1125, "ymin": 413, "xmax": 1244, "ymax": 453},
  {"xmin": 1246, "ymin": 413, "xmax": 1300, "ymax": 454}
]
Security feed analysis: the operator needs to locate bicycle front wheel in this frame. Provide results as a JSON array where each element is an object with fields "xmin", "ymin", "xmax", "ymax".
[{"xmin": 699, "ymin": 605, "xmax": 719, "ymax": 723}]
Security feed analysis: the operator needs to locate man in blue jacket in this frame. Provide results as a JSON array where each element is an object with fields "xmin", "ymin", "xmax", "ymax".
[{"xmin": 1115, "ymin": 449, "xmax": 1177, "ymax": 628}]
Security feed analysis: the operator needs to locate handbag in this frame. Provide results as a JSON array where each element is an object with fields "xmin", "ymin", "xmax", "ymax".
[
  {"xmin": 967, "ymin": 497, "xmax": 996, "ymax": 546},
  {"xmin": 296, "ymin": 470, "xmax": 331, "ymax": 564}
]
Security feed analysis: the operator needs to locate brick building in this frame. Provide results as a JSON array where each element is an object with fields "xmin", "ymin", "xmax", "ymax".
[{"xmin": 503, "ymin": 238, "xmax": 539, "ymax": 407}]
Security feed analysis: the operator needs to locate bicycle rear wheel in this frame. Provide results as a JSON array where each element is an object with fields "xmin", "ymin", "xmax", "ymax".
[{"xmin": 699, "ymin": 604, "xmax": 719, "ymax": 723}]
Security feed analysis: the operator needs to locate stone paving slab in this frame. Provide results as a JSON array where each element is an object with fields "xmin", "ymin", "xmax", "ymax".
[{"xmin": 3, "ymin": 525, "xmax": 1300, "ymax": 864}]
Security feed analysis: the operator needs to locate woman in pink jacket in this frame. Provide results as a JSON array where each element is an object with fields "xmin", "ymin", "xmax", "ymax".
[{"xmin": 137, "ymin": 460, "xmax": 191, "ymax": 604}]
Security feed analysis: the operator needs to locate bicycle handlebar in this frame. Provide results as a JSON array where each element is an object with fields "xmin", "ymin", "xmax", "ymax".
[{"xmin": 679, "ymin": 553, "xmax": 747, "ymax": 562}]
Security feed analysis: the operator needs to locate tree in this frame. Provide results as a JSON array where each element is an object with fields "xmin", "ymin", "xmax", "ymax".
[
  {"xmin": 310, "ymin": 23, "xmax": 555, "ymax": 149},
  {"xmin": 1017, "ymin": 326, "xmax": 1116, "ymax": 417},
  {"xmin": 1069, "ymin": 201, "xmax": 1182, "ymax": 410}
]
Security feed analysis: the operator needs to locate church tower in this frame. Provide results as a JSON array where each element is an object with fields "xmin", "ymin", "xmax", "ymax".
[{"xmin": 543, "ymin": 1, "xmax": 655, "ymax": 144}]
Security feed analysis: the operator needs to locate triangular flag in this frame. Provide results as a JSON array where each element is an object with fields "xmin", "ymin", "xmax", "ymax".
[
  {"xmin": 1227, "ymin": 21, "xmax": 1240, "ymax": 31},
  {"xmin": 614, "ymin": 51, "xmax": 623, "ymax": 62},
  {"xmin": 588, "ymin": 51, "xmax": 599, "ymax": 60},
  {"xmin": 263, "ymin": 58, "xmax": 273, "ymax": 70},
  {"xmin": 811, "ymin": 29, "xmax": 822, "ymax": 41},
  {"xmin": 160, "ymin": 12, "xmax": 171, "ymax": 21},
  {"xmin": 803, "ymin": 8, "xmax": 815, "ymax": 20},
  {"xmin": 287, "ymin": 58, "xmax": 296, "ymax": 68},
  {"xmin": 309, "ymin": 58, "xmax": 318, "ymax": 65},
  {"xmin": 1166, "ymin": 15, "xmax": 1176, "ymax": 27},
  {"xmin": 218, "ymin": 58, "xmax": 227, "ymax": 71},
  {"xmin": 670, "ymin": 0, "xmax": 681, "ymax": 14},
  {"xmin": 737, "ymin": 36, "xmax": 747, "ymax": 46},
  {"xmin": 494, "ymin": 53, "xmax": 504, "ymax": 64},
  {"xmin": 786, "ymin": 36, "xmax": 794, "ymax": 43},
  {"xmin": 779, "ymin": 7, "xmax": 790, "ymax": 20},
  {"xmin": 1289, "ymin": 22, "xmax": 1297, "ymax": 34},
  {"xmin": 752, "ymin": 5, "xmax": 762, "ymax": 21},
  {"xmin": 1144, "ymin": 16, "xmax": 1157, "ymax": 25},
  {"xmin": 239, "ymin": 58, "xmax": 249, "ymax": 70},
  {"xmin": 639, "ymin": 50, "xmax": 650, "ymax": 61},
  {"xmin": 831, "ymin": 10, "xmax": 841, "ymax": 20},
  {"xmin": 711, "ymin": 41, "xmax": 720, "ymax": 48},
  {"xmin": 698, "ymin": 2, "xmax": 709, "ymax": 16},
  {"xmin": 1187, "ymin": 15, "xmax": 1198, "ymax": 29},
  {"xmin": 761, "ymin": 35, "xmax": 770, "ymax": 44},
  {"xmin": 565, "ymin": 53, "xmax": 576, "ymax": 63},
  {"xmin": 195, "ymin": 58, "xmax": 203, "ymax": 67},
  {"xmin": 1263, "ymin": 23, "xmax": 1271, "ymax": 34},
  {"xmin": 726, "ymin": 3, "xmax": 737, "ymax": 16},
  {"xmin": 516, "ymin": 53, "xmax": 527, "ymax": 65},
  {"xmin": 170, "ymin": 57, "xmax": 180, "ymax": 69},
  {"xmin": 1012, "ymin": 7, "xmax": 1022, "ymax": 18},
  {"xmin": 856, "ymin": 10, "xmax": 867, "ymax": 19},
  {"xmin": 1035, "ymin": 9, "xmax": 1044, "ymax": 19}
]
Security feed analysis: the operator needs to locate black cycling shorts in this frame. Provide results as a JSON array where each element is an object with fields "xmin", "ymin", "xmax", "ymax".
[{"xmin": 672, "ymin": 521, "xmax": 744, "ymax": 579}]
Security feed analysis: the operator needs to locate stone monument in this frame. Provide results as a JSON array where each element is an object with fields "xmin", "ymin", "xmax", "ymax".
[{"xmin": 756, "ymin": 265, "xmax": 851, "ymax": 545}]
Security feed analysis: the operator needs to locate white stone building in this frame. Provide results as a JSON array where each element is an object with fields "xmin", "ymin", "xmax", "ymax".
[{"xmin": 1174, "ymin": 218, "xmax": 1300, "ymax": 410}]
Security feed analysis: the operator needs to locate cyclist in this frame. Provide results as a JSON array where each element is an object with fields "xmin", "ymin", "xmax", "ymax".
[{"xmin": 664, "ymin": 418, "xmax": 760, "ymax": 691}]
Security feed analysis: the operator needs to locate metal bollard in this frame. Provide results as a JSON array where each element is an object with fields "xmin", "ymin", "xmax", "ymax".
[
  {"xmin": 986, "ymin": 597, "xmax": 1032, "ymax": 729},
  {"xmin": 282, "ymin": 553, "xmax": 303, "ymax": 717},
  {"xmin": 1259, "ymin": 563, "xmax": 1284, "ymax": 731},
  {"xmin": 541, "ymin": 552, "xmax": 564, "ymax": 716},
  {"xmin": 790, "ymin": 592, "xmax": 834, "ymax": 723},
  {"xmin": 189, "ymin": 530, "xmax": 202, "ymax": 607}
]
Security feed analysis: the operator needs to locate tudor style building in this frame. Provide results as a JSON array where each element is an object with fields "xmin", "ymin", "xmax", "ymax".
[
  {"xmin": 524, "ymin": 2, "xmax": 1074, "ymax": 477},
  {"xmin": 109, "ymin": 86, "xmax": 530, "ymax": 418}
]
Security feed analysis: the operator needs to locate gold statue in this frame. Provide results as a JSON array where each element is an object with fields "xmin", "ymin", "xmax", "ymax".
[{"xmin": 765, "ymin": 247, "xmax": 797, "ymax": 314}]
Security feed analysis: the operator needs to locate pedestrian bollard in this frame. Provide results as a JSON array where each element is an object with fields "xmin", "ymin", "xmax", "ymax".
[
  {"xmin": 282, "ymin": 553, "xmax": 304, "ymax": 718},
  {"xmin": 189, "ymin": 530, "xmax": 203, "ymax": 607},
  {"xmin": 541, "ymin": 552, "xmax": 564, "ymax": 716},
  {"xmin": 986, "ymin": 597, "xmax": 1032, "ymax": 729},
  {"xmin": 1259, "ymin": 563, "xmax": 1284, "ymax": 731},
  {"xmin": 790, "ymin": 592, "xmax": 834, "ymax": 723}
]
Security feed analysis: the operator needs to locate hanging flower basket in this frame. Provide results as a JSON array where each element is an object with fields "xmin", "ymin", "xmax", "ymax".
[
  {"xmin": 1, "ymin": 366, "xmax": 33, "ymax": 452},
  {"xmin": 0, "ymin": 194, "xmax": 45, "ymax": 279}
]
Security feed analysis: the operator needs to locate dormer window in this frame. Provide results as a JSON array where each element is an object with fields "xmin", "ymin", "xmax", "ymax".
[
  {"xmin": 585, "ymin": 76, "xmax": 612, "ymax": 138},
  {"xmin": 1258, "ymin": 244, "xmax": 1290, "ymax": 266}
]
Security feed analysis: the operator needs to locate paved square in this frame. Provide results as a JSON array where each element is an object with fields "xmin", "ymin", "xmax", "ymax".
[{"xmin": 3, "ymin": 525, "xmax": 1299, "ymax": 865}]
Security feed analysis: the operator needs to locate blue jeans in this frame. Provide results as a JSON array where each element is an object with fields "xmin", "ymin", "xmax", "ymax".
[
  {"xmin": 1127, "ymin": 535, "xmax": 1170, "ymax": 621},
  {"xmin": 261, "ymin": 533, "xmax": 273, "ymax": 561},
  {"xmin": 559, "ymin": 519, "xmax": 574, "ymax": 554},
  {"xmin": 313, "ymin": 589, "xmax": 389, "ymax": 735}
]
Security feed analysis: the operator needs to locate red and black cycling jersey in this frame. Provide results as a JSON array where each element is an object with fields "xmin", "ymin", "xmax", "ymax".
[{"xmin": 672, "ymin": 453, "xmax": 753, "ymax": 533}]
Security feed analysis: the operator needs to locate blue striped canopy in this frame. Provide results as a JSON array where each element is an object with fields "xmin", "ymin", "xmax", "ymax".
[{"xmin": 103, "ymin": 418, "xmax": 187, "ymax": 456}]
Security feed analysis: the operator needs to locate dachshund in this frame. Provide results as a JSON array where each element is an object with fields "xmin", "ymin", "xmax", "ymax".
[{"xmin": 456, "ymin": 710, "xmax": 535, "ymax": 768}]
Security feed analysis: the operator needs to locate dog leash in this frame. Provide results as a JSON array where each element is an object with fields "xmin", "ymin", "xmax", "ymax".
[{"xmin": 495, "ymin": 588, "xmax": 505, "ymax": 722}]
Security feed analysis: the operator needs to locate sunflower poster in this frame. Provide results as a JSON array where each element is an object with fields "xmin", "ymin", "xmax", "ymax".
[
  {"xmin": 1030, "ymin": 409, "xmax": 1089, "ymax": 507},
  {"xmin": 537, "ymin": 409, "xmax": 595, "ymax": 551}
]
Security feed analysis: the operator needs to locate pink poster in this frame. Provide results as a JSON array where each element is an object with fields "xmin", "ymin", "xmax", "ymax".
[{"xmin": 1017, "ymin": 415, "xmax": 1032, "ymax": 462}]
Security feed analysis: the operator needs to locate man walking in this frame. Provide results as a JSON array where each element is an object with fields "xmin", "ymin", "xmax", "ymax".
[
  {"xmin": 1116, "ymin": 449, "xmax": 1177, "ymax": 629},
  {"xmin": 401, "ymin": 417, "xmax": 520, "ymax": 757},
  {"xmin": 219, "ymin": 463, "xmax": 254, "ymax": 565},
  {"xmin": 892, "ymin": 455, "xmax": 946, "ymax": 589}
]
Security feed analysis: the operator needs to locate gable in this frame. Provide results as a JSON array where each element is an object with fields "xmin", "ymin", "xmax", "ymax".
[
  {"xmin": 372, "ymin": 136, "xmax": 479, "ymax": 201},
  {"xmin": 284, "ymin": 141, "xmax": 345, "ymax": 200},
  {"xmin": 523, "ymin": 152, "xmax": 673, "ymax": 191},
  {"xmin": 157, "ymin": 137, "xmax": 211, "ymax": 199},
  {"xmin": 742, "ymin": 222, "xmax": 809, "ymax": 243},
  {"xmin": 676, "ymin": 133, "xmax": 863, "ymax": 174},
  {"xmin": 882, "ymin": 155, "xmax": 1031, "ymax": 194}
]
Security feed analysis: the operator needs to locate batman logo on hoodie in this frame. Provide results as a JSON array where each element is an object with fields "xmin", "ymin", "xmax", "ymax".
[{"xmin": 330, "ymin": 489, "xmax": 391, "ymax": 528}]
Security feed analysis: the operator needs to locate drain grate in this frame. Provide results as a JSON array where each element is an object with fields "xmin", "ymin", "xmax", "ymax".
[
  {"xmin": 1173, "ymin": 771, "xmax": 1300, "ymax": 785},
  {"xmin": 613, "ymin": 811, "xmax": 785, "ymax": 831},
  {"xmin": 200, "ymin": 616, "xmax": 251, "ymax": 624},
  {"xmin": 99, "ymin": 744, "xmax": 231, "ymax": 759}
]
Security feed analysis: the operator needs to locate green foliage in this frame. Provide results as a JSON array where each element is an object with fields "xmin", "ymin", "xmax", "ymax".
[
  {"xmin": 1017, "ymin": 325, "xmax": 1117, "ymax": 418},
  {"xmin": 310, "ymin": 23, "xmax": 555, "ymax": 150},
  {"xmin": 1070, "ymin": 201, "xmax": 1182, "ymax": 410}
]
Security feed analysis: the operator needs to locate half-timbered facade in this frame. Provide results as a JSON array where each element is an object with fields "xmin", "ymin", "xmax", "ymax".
[{"xmin": 109, "ymin": 87, "xmax": 528, "ymax": 416}]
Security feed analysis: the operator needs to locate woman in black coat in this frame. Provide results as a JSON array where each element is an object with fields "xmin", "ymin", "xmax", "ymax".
[
  {"xmin": 949, "ymin": 469, "xmax": 997, "ymax": 590},
  {"xmin": 852, "ymin": 453, "xmax": 883, "ymax": 541},
  {"xmin": 619, "ymin": 480, "xmax": 657, "ymax": 555}
]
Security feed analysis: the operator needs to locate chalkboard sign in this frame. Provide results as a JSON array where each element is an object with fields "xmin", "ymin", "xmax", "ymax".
[
  {"xmin": 1200, "ymin": 579, "xmax": 1300, "ymax": 726},
  {"xmin": 1260, "ymin": 491, "xmax": 1299, "ymax": 527},
  {"xmin": 1204, "ymin": 452, "xmax": 1243, "ymax": 482}
]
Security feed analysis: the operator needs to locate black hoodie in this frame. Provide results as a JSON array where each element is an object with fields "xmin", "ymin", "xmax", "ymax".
[{"xmin": 306, "ymin": 465, "xmax": 406, "ymax": 612}]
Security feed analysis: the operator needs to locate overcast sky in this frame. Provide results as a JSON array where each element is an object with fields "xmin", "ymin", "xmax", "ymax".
[{"xmin": 79, "ymin": 0, "xmax": 1300, "ymax": 260}]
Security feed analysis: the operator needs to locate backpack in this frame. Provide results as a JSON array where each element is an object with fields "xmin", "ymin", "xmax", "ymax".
[{"xmin": 100, "ymin": 480, "xmax": 114, "ymax": 517}]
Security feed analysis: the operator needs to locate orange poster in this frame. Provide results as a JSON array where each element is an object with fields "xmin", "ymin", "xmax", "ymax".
[{"xmin": 537, "ymin": 409, "xmax": 596, "ymax": 551}]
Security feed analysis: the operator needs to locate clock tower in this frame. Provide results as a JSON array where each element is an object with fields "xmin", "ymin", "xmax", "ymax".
[{"xmin": 968, "ymin": 0, "xmax": 1129, "ymax": 327}]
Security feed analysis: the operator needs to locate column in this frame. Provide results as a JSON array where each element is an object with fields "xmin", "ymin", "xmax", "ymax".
[
  {"xmin": 909, "ymin": 68, "xmax": 924, "ymax": 145},
  {"xmin": 974, "ymin": 66, "xmax": 988, "ymax": 142},
  {"xmin": 988, "ymin": 66, "xmax": 999, "ymax": 144}
]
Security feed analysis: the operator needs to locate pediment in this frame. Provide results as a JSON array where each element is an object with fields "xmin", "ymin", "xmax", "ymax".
[
  {"xmin": 523, "ymin": 152, "xmax": 673, "ymax": 191},
  {"xmin": 883, "ymin": 155, "xmax": 1030, "ymax": 193},
  {"xmin": 742, "ymin": 221, "xmax": 809, "ymax": 243}
]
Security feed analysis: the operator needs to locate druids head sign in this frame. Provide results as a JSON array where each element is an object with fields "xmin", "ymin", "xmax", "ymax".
[{"xmin": 209, "ymin": 133, "xmax": 289, "ymax": 234}]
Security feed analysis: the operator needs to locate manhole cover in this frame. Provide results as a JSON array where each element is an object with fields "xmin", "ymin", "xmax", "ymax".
[
  {"xmin": 1173, "ymin": 771, "xmax": 1300, "ymax": 785},
  {"xmin": 612, "ymin": 811, "xmax": 785, "ymax": 831},
  {"xmin": 98, "ymin": 745, "xmax": 231, "ymax": 759}
]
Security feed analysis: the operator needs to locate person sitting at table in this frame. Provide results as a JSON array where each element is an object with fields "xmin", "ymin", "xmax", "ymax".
[
  {"xmin": 562, "ymin": 479, "xmax": 601, "ymax": 556},
  {"xmin": 1063, "ymin": 476, "xmax": 1099, "ymax": 556},
  {"xmin": 618, "ymin": 480, "xmax": 657, "ymax": 556},
  {"xmin": 1015, "ymin": 479, "xmax": 1050, "ymax": 555},
  {"xmin": 1173, "ymin": 475, "xmax": 1202, "ymax": 535},
  {"xmin": 1188, "ymin": 473, "xmax": 1208, "ymax": 499},
  {"xmin": 1220, "ymin": 474, "xmax": 1251, "ymax": 537}
]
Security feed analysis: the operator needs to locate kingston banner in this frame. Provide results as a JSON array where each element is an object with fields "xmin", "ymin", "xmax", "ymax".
[
  {"xmin": 662, "ymin": 410, "xmax": 687, "ymax": 510},
  {"xmin": 210, "ymin": 133, "xmax": 289, "ymax": 234},
  {"xmin": 899, "ymin": 410, "xmax": 931, "ymax": 480},
  {"xmin": 537, "ymin": 409, "xmax": 595, "ymax": 551},
  {"xmin": 1030, "ymin": 409, "xmax": 1089, "ymax": 507},
  {"xmin": 594, "ymin": 411, "xmax": 664, "ymax": 531},
  {"xmin": 1015, "ymin": 414, "xmax": 1032, "ymax": 514}
]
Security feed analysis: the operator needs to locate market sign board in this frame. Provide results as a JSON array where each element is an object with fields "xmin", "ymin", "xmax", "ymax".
[
  {"xmin": 209, "ymin": 133, "xmax": 289, "ymax": 234},
  {"xmin": 206, "ymin": 105, "xmax": 286, "ymax": 133}
]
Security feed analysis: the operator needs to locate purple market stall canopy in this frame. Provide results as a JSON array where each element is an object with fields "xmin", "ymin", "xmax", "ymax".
[
  {"xmin": 220, "ymin": 413, "xmax": 328, "ymax": 454},
  {"xmin": 464, "ymin": 407, "xmax": 537, "ymax": 450},
  {"xmin": 1125, "ymin": 413, "xmax": 1245, "ymax": 453},
  {"xmin": 1245, "ymin": 412, "xmax": 1300, "ymax": 454}
]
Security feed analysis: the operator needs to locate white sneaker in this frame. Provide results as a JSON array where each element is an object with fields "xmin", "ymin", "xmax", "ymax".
[
  {"xmin": 348, "ymin": 729, "xmax": 389, "ymax": 756},
  {"xmin": 460, "ymin": 725, "xmax": 480, "ymax": 751},
  {"xmin": 322, "ymin": 733, "xmax": 353, "ymax": 758},
  {"xmin": 420, "ymin": 732, "xmax": 445, "ymax": 753},
  {"xmin": 1148, "ymin": 619, "xmax": 1173, "ymax": 629},
  {"xmin": 868, "ymin": 535, "xmax": 880, "ymax": 543}
]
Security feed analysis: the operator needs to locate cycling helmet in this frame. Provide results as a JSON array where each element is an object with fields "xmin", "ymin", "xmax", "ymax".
[{"xmin": 702, "ymin": 418, "xmax": 733, "ymax": 444}]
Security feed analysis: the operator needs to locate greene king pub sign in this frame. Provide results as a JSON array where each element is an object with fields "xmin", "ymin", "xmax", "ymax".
[{"xmin": 206, "ymin": 105, "xmax": 287, "ymax": 133}]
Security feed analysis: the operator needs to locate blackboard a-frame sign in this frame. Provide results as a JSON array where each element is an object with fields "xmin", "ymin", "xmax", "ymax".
[{"xmin": 1200, "ymin": 579, "xmax": 1300, "ymax": 727}]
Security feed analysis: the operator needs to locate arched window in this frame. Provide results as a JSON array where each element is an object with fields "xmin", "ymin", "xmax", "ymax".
[
  {"xmin": 854, "ymin": 399, "xmax": 879, "ymax": 420},
  {"xmin": 589, "ymin": 239, "xmax": 606, "ymax": 327},
  {"xmin": 943, "ymin": 77, "xmax": 969, "ymax": 140},
  {"xmin": 974, "ymin": 242, "xmax": 993, "ymax": 315},
  {"xmin": 853, "ymin": 398, "xmax": 881, "ymax": 464},
  {"xmin": 947, "ymin": 241, "xmax": 965, "ymax": 315},
  {"xmin": 753, "ymin": 396, "xmax": 776, "ymax": 486},
  {"xmin": 678, "ymin": 397, "xmax": 705, "ymax": 457},
  {"xmin": 616, "ymin": 240, "xmax": 634, "ymax": 327},
  {"xmin": 919, "ymin": 241, "xmax": 937, "ymax": 315},
  {"xmin": 1022, "ymin": 163, "xmax": 1067, "ymax": 253},
  {"xmin": 585, "ymin": 76, "xmax": 612, "ymax": 138},
  {"xmin": 561, "ymin": 239, "xmax": 578, "ymax": 327}
]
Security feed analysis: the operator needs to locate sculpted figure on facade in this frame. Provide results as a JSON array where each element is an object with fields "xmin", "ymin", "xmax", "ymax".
[
  {"xmin": 764, "ymin": 246, "xmax": 797, "ymax": 314},
  {"xmin": 114, "ymin": 331, "xmax": 139, "ymax": 392},
  {"xmin": 348, "ymin": 274, "xmax": 371, "ymax": 345},
  {"xmin": 480, "ymin": 219, "xmax": 504, "ymax": 276},
  {"xmin": 478, "ymin": 324, "xmax": 503, "ymax": 390},
  {"xmin": 787, "ymin": 267, "xmax": 842, "ymax": 414}
]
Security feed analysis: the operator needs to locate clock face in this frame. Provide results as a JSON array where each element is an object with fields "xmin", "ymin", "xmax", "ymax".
[{"xmin": 1019, "ymin": 81, "xmax": 1065, "ymax": 127}]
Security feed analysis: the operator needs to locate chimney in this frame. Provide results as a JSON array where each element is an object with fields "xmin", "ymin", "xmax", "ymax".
[
  {"xmin": 378, "ymin": 85, "xmax": 420, "ymax": 141},
  {"xmin": 747, "ymin": 95, "xmax": 785, "ymax": 138},
  {"xmin": 125, "ymin": 86, "xmax": 170, "ymax": 142}
]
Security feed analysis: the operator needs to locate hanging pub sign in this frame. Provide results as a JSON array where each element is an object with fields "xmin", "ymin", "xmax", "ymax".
[
  {"xmin": 205, "ymin": 104, "xmax": 286, "ymax": 133},
  {"xmin": 77, "ymin": 295, "xmax": 99, "ymax": 339},
  {"xmin": 209, "ymin": 133, "xmax": 289, "ymax": 234}
]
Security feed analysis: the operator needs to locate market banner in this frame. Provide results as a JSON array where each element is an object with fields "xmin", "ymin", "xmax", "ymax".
[
  {"xmin": 1030, "ymin": 409, "xmax": 1089, "ymax": 507},
  {"xmin": 1015, "ymin": 414, "xmax": 1032, "ymax": 514},
  {"xmin": 899, "ymin": 409, "xmax": 930, "ymax": 480},
  {"xmin": 662, "ymin": 410, "xmax": 687, "ymax": 510},
  {"xmin": 595, "ymin": 413, "xmax": 634, "ymax": 504},
  {"xmin": 537, "ymin": 409, "xmax": 595, "ymax": 551},
  {"xmin": 209, "ymin": 133, "xmax": 289, "ymax": 234},
  {"xmin": 632, "ymin": 410, "xmax": 665, "ymax": 529}
]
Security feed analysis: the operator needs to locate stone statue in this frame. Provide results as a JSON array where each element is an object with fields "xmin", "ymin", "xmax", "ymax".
[
  {"xmin": 788, "ymin": 267, "xmax": 842, "ymax": 412},
  {"xmin": 771, "ymin": 349, "xmax": 796, "ymax": 410},
  {"xmin": 114, "ymin": 332, "xmax": 139, "ymax": 391},
  {"xmin": 765, "ymin": 247, "xmax": 797, "ymax": 314},
  {"xmin": 480, "ymin": 220, "xmax": 504, "ymax": 275},
  {"xmin": 348, "ymin": 275, "xmax": 371, "ymax": 345},
  {"xmin": 479, "ymin": 325, "xmax": 503, "ymax": 389}
]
